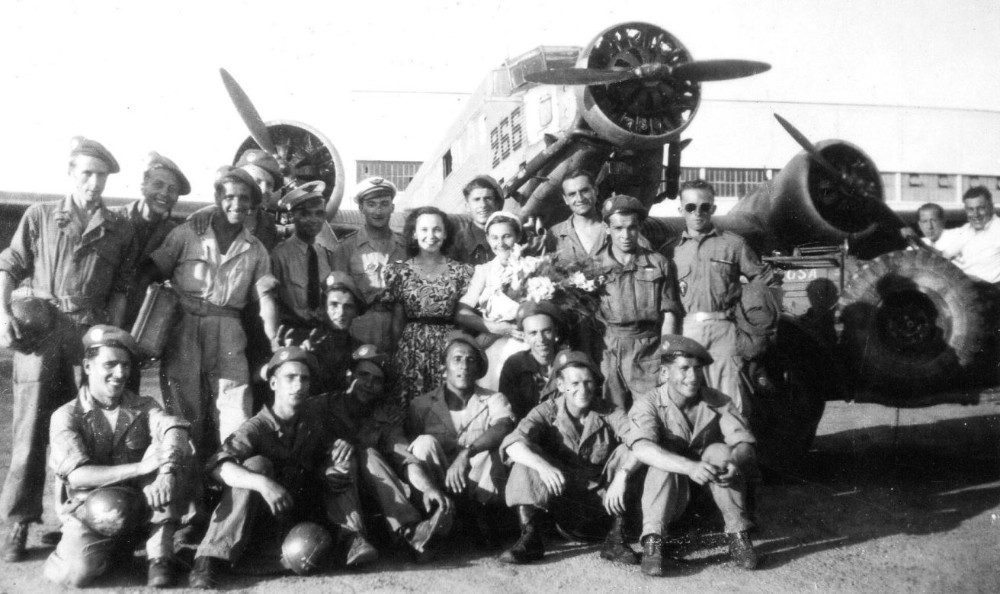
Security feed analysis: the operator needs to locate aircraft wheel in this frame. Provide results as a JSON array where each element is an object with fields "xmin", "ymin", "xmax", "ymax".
[{"xmin": 839, "ymin": 249, "xmax": 988, "ymax": 392}]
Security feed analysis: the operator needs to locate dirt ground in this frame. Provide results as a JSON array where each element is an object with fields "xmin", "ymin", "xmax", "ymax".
[{"xmin": 0, "ymin": 355, "xmax": 997, "ymax": 594}]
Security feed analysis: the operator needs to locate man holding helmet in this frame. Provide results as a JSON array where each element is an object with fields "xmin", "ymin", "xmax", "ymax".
[{"xmin": 44, "ymin": 326, "xmax": 193, "ymax": 588}]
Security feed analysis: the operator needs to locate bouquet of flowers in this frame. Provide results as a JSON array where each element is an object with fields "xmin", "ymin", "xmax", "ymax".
[{"xmin": 499, "ymin": 245, "xmax": 607, "ymax": 319}]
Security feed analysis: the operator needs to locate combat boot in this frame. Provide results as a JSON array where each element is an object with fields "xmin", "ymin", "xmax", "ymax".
[
  {"xmin": 599, "ymin": 515, "xmax": 640, "ymax": 565},
  {"xmin": 342, "ymin": 530, "xmax": 378, "ymax": 567},
  {"xmin": 1, "ymin": 522, "xmax": 28, "ymax": 562},
  {"xmin": 728, "ymin": 531, "xmax": 760, "ymax": 569},
  {"xmin": 147, "ymin": 557, "xmax": 175, "ymax": 588},
  {"xmin": 640, "ymin": 534, "xmax": 664, "ymax": 576},
  {"xmin": 498, "ymin": 506, "xmax": 544, "ymax": 564},
  {"xmin": 188, "ymin": 556, "xmax": 223, "ymax": 589}
]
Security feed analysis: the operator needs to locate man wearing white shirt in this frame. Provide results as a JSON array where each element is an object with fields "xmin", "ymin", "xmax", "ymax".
[
  {"xmin": 937, "ymin": 187, "xmax": 1000, "ymax": 284},
  {"xmin": 916, "ymin": 203, "xmax": 947, "ymax": 249}
]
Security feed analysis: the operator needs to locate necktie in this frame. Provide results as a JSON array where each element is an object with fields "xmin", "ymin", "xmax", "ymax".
[{"xmin": 307, "ymin": 244, "xmax": 320, "ymax": 310}]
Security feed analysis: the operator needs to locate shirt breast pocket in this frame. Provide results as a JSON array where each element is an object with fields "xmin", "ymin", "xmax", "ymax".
[{"xmin": 634, "ymin": 267, "xmax": 665, "ymax": 317}]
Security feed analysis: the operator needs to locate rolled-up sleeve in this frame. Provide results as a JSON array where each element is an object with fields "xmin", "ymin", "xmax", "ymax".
[
  {"xmin": 719, "ymin": 403, "xmax": 756, "ymax": 447},
  {"xmin": 251, "ymin": 246, "xmax": 278, "ymax": 300},
  {"xmin": 48, "ymin": 406, "xmax": 91, "ymax": 481},
  {"xmin": 499, "ymin": 404, "xmax": 548, "ymax": 463},
  {"xmin": 487, "ymin": 393, "xmax": 517, "ymax": 425},
  {"xmin": 149, "ymin": 226, "xmax": 185, "ymax": 279},
  {"xmin": 205, "ymin": 420, "xmax": 261, "ymax": 473},
  {"xmin": 626, "ymin": 394, "xmax": 661, "ymax": 448}
]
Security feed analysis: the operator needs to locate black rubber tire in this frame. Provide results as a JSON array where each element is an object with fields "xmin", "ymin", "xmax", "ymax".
[{"xmin": 839, "ymin": 249, "xmax": 987, "ymax": 392}]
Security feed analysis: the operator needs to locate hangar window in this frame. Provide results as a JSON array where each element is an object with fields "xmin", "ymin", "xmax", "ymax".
[
  {"xmin": 538, "ymin": 95, "xmax": 553, "ymax": 127},
  {"xmin": 937, "ymin": 175, "xmax": 952, "ymax": 188},
  {"xmin": 356, "ymin": 160, "xmax": 421, "ymax": 191},
  {"xmin": 908, "ymin": 174, "xmax": 924, "ymax": 187}
]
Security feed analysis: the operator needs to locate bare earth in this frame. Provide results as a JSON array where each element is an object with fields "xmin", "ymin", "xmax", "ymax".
[{"xmin": 0, "ymin": 355, "xmax": 997, "ymax": 594}]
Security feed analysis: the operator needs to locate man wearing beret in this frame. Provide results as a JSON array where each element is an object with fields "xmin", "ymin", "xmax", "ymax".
[
  {"xmin": 149, "ymin": 166, "xmax": 280, "ymax": 463},
  {"xmin": 668, "ymin": 179, "xmax": 775, "ymax": 414},
  {"xmin": 0, "ymin": 137, "xmax": 138, "ymax": 561},
  {"xmin": 449, "ymin": 175, "xmax": 504, "ymax": 265},
  {"xmin": 595, "ymin": 194, "xmax": 681, "ymax": 410},
  {"xmin": 498, "ymin": 300, "xmax": 566, "ymax": 420},
  {"xmin": 406, "ymin": 333, "xmax": 516, "ymax": 540},
  {"xmin": 333, "ymin": 177, "xmax": 407, "ymax": 353},
  {"xmin": 293, "ymin": 271, "xmax": 366, "ymax": 393},
  {"xmin": 271, "ymin": 181, "xmax": 341, "ymax": 333},
  {"xmin": 627, "ymin": 335, "xmax": 760, "ymax": 576},
  {"xmin": 112, "ymin": 152, "xmax": 190, "ymax": 381},
  {"xmin": 45, "ymin": 326, "xmax": 194, "ymax": 587},
  {"xmin": 189, "ymin": 346, "xmax": 373, "ymax": 588},
  {"xmin": 499, "ymin": 350, "xmax": 641, "ymax": 566},
  {"xmin": 312, "ymin": 345, "xmax": 454, "ymax": 561}
]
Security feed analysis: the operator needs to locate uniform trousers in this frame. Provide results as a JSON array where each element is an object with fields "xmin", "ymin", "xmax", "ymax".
[
  {"xmin": 160, "ymin": 311, "xmax": 252, "ymax": 461},
  {"xmin": 357, "ymin": 447, "xmax": 422, "ymax": 532},
  {"xmin": 601, "ymin": 326, "xmax": 661, "ymax": 410},
  {"xmin": 0, "ymin": 312, "xmax": 86, "ymax": 524},
  {"xmin": 640, "ymin": 443, "xmax": 753, "ymax": 538},
  {"xmin": 408, "ymin": 435, "xmax": 506, "ymax": 504},
  {"xmin": 682, "ymin": 317, "xmax": 746, "ymax": 413}
]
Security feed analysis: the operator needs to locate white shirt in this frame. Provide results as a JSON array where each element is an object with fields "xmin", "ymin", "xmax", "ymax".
[{"xmin": 937, "ymin": 215, "xmax": 1000, "ymax": 283}]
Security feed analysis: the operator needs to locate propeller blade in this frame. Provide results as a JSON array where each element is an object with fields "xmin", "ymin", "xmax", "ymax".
[
  {"xmin": 219, "ymin": 68, "xmax": 276, "ymax": 155},
  {"xmin": 524, "ymin": 67, "xmax": 634, "ymax": 86},
  {"xmin": 672, "ymin": 59, "xmax": 771, "ymax": 82},
  {"xmin": 773, "ymin": 113, "xmax": 845, "ymax": 181}
]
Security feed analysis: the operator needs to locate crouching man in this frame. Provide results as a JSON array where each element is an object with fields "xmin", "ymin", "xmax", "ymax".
[
  {"xmin": 628, "ymin": 335, "xmax": 759, "ymax": 577},
  {"xmin": 499, "ymin": 351, "xmax": 642, "ymax": 565},
  {"xmin": 406, "ymin": 333, "xmax": 515, "ymax": 540},
  {"xmin": 45, "ymin": 326, "xmax": 193, "ymax": 588},
  {"xmin": 315, "ymin": 345, "xmax": 454, "ymax": 560},
  {"xmin": 189, "ymin": 347, "xmax": 374, "ymax": 589}
]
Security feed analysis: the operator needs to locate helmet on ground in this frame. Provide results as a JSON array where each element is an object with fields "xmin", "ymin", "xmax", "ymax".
[
  {"xmin": 281, "ymin": 521, "xmax": 334, "ymax": 575},
  {"xmin": 9, "ymin": 297, "xmax": 54, "ymax": 353}
]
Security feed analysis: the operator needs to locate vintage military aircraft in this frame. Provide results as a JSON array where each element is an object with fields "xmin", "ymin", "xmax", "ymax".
[{"xmin": 0, "ymin": 21, "xmax": 992, "ymax": 466}]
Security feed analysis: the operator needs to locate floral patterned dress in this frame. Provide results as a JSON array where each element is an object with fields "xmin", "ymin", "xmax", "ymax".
[{"xmin": 385, "ymin": 258, "xmax": 473, "ymax": 403}]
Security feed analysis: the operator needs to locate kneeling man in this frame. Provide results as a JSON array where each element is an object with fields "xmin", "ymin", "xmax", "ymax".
[
  {"xmin": 189, "ymin": 347, "xmax": 373, "ymax": 589},
  {"xmin": 628, "ymin": 335, "xmax": 759, "ymax": 576},
  {"xmin": 499, "ymin": 351, "xmax": 641, "ymax": 565},
  {"xmin": 46, "ymin": 326, "xmax": 193, "ymax": 588}
]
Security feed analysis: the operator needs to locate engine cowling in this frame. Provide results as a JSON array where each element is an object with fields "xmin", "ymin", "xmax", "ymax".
[{"xmin": 575, "ymin": 22, "xmax": 700, "ymax": 150}]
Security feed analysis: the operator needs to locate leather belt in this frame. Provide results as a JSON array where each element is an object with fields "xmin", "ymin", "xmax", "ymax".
[
  {"xmin": 691, "ymin": 311, "xmax": 730, "ymax": 323},
  {"xmin": 179, "ymin": 295, "xmax": 241, "ymax": 319}
]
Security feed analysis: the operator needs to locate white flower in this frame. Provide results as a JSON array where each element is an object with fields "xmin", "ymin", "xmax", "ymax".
[{"xmin": 526, "ymin": 276, "xmax": 556, "ymax": 302}]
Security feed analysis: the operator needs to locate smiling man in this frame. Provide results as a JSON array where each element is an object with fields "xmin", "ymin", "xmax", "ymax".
[
  {"xmin": 546, "ymin": 169, "xmax": 607, "ymax": 264},
  {"xmin": 333, "ymin": 177, "xmax": 407, "ymax": 352},
  {"xmin": 595, "ymin": 195, "xmax": 681, "ymax": 410},
  {"xmin": 0, "ymin": 137, "xmax": 137, "ymax": 562},
  {"xmin": 498, "ymin": 300, "xmax": 566, "ymax": 420},
  {"xmin": 149, "ymin": 166, "xmax": 280, "ymax": 462},
  {"xmin": 45, "ymin": 326, "xmax": 193, "ymax": 588},
  {"xmin": 937, "ymin": 186, "xmax": 1000, "ymax": 284},
  {"xmin": 449, "ymin": 175, "xmax": 504, "ymax": 265},
  {"xmin": 627, "ymin": 335, "xmax": 759, "ymax": 576}
]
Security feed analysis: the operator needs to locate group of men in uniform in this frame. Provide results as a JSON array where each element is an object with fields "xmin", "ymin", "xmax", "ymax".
[{"xmin": 0, "ymin": 136, "xmax": 772, "ymax": 587}]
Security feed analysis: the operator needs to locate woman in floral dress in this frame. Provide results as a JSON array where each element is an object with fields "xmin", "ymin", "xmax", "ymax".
[{"xmin": 386, "ymin": 206, "xmax": 473, "ymax": 403}]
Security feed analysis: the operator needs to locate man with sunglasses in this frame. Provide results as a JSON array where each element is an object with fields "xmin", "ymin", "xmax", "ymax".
[{"xmin": 669, "ymin": 180, "xmax": 774, "ymax": 414}]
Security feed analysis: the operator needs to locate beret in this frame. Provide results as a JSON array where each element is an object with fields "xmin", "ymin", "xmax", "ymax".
[
  {"xmin": 516, "ymin": 300, "xmax": 564, "ymax": 330},
  {"xmin": 658, "ymin": 334, "xmax": 714, "ymax": 365},
  {"xmin": 264, "ymin": 346, "xmax": 319, "ymax": 379},
  {"xmin": 485, "ymin": 211, "xmax": 522, "ymax": 235},
  {"xmin": 323, "ymin": 271, "xmax": 366, "ymax": 311},
  {"xmin": 551, "ymin": 350, "xmax": 602, "ymax": 381},
  {"xmin": 69, "ymin": 136, "xmax": 120, "ymax": 173},
  {"xmin": 144, "ymin": 151, "xmax": 190, "ymax": 196},
  {"xmin": 601, "ymin": 194, "xmax": 647, "ymax": 222},
  {"xmin": 354, "ymin": 177, "xmax": 397, "ymax": 203},
  {"xmin": 83, "ymin": 325, "xmax": 137, "ymax": 357},
  {"xmin": 444, "ymin": 331, "xmax": 488, "ymax": 380},
  {"xmin": 351, "ymin": 344, "xmax": 389, "ymax": 374},
  {"xmin": 279, "ymin": 180, "xmax": 326, "ymax": 212},
  {"xmin": 235, "ymin": 149, "xmax": 284, "ymax": 188},
  {"xmin": 214, "ymin": 165, "xmax": 264, "ymax": 206}
]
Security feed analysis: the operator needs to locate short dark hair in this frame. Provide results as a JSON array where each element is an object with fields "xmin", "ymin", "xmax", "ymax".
[
  {"xmin": 963, "ymin": 185, "xmax": 993, "ymax": 204},
  {"xmin": 462, "ymin": 176, "xmax": 502, "ymax": 203},
  {"xmin": 680, "ymin": 179, "xmax": 716, "ymax": 200},
  {"xmin": 917, "ymin": 202, "xmax": 944, "ymax": 219},
  {"xmin": 402, "ymin": 206, "xmax": 456, "ymax": 257},
  {"xmin": 561, "ymin": 168, "xmax": 596, "ymax": 191}
]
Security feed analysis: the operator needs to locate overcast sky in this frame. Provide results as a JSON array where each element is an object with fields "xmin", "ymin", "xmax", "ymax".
[{"xmin": 1, "ymin": 0, "xmax": 997, "ymax": 199}]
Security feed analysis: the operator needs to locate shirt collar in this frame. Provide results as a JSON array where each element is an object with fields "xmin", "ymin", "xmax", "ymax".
[{"xmin": 680, "ymin": 225, "xmax": 721, "ymax": 242}]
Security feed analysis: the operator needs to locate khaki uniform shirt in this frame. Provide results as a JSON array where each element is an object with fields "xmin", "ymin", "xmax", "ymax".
[
  {"xmin": 334, "ymin": 226, "xmax": 407, "ymax": 305},
  {"xmin": 49, "ymin": 387, "xmax": 190, "ymax": 502},
  {"xmin": 626, "ymin": 385, "xmax": 755, "ymax": 456},
  {"xmin": 672, "ymin": 227, "xmax": 773, "ymax": 315},
  {"xmin": 594, "ymin": 244, "xmax": 681, "ymax": 327},
  {"xmin": 271, "ymin": 235, "xmax": 340, "ymax": 324},
  {"xmin": 407, "ymin": 385, "xmax": 515, "ymax": 454},
  {"xmin": 501, "ymin": 396, "xmax": 630, "ymax": 475},
  {"xmin": 150, "ymin": 220, "xmax": 277, "ymax": 310},
  {"xmin": 313, "ymin": 394, "xmax": 418, "ymax": 468},
  {"xmin": 0, "ymin": 197, "xmax": 137, "ymax": 324},
  {"xmin": 449, "ymin": 219, "xmax": 493, "ymax": 266}
]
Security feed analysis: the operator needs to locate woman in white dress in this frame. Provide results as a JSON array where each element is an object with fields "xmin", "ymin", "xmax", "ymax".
[{"xmin": 456, "ymin": 211, "xmax": 530, "ymax": 391}]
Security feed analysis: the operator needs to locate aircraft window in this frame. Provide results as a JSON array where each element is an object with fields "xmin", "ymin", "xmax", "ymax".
[
  {"xmin": 538, "ymin": 96, "xmax": 553, "ymax": 127},
  {"xmin": 443, "ymin": 151, "xmax": 453, "ymax": 179}
]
